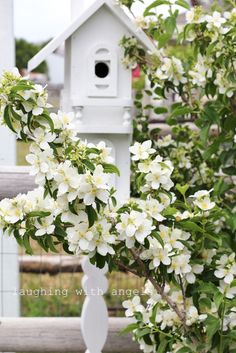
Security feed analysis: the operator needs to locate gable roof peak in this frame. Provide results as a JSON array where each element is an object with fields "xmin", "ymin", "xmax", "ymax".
[{"xmin": 28, "ymin": 0, "xmax": 155, "ymax": 72}]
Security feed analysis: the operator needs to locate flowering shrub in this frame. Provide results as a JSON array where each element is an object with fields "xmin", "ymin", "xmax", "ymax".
[
  {"xmin": 0, "ymin": 68, "xmax": 236, "ymax": 352},
  {"xmin": 117, "ymin": 0, "xmax": 236, "ymax": 351}
]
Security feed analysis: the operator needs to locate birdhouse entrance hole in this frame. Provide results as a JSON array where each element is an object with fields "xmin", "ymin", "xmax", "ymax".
[{"xmin": 95, "ymin": 62, "xmax": 109, "ymax": 78}]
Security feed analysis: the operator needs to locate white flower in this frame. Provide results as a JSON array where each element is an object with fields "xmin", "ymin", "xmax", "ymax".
[
  {"xmin": 77, "ymin": 165, "xmax": 110, "ymax": 205},
  {"xmin": 35, "ymin": 215, "xmax": 55, "ymax": 236},
  {"xmin": 141, "ymin": 236, "xmax": 173, "ymax": 269},
  {"xmin": 156, "ymin": 134, "xmax": 174, "ymax": 148},
  {"xmin": 90, "ymin": 218, "xmax": 115, "ymax": 256},
  {"xmin": 140, "ymin": 198, "xmax": 165, "ymax": 222},
  {"xmin": 215, "ymin": 253, "xmax": 236, "ymax": 284},
  {"xmin": 67, "ymin": 222, "xmax": 94, "ymax": 254},
  {"xmin": 156, "ymin": 57, "xmax": 187, "ymax": 86},
  {"xmin": 0, "ymin": 197, "xmax": 25, "ymax": 224},
  {"xmin": 54, "ymin": 160, "xmax": 80, "ymax": 198},
  {"xmin": 89, "ymin": 141, "xmax": 114, "ymax": 164},
  {"xmin": 33, "ymin": 127, "xmax": 56, "ymax": 150},
  {"xmin": 219, "ymin": 281, "xmax": 236, "ymax": 299},
  {"xmin": 156, "ymin": 309, "xmax": 179, "ymax": 330},
  {"xmin": 130, "ymin": 140, "xmax": 155, "ymax": 161},
  {"xmin": 190, "ymin": 189, "xmax": 215, "ymax": 211},
  {"xmin": 116, "ymin": 210, "xmax": 154, "ymax": 247},
  {"xmin": 205, "ymin": 11, "xmax": 226, "ymax": 30},
  {"xmin": 50, "ymin": 111, "xmax": 75, "ymax": 130},
  {"xmin": 138, "ymin": 159, "xmax": 152, "ymax": 173},
  {"xmin": 186, "ymin": 7, "xmax": 206, "ymax": 24},
  {"xmin": 144, "ymin": 281, "xmax": 162, "ymax": 305},
  {"xmin": 26, "ymin": 145, "xmax": 57, "ymax": 184},
  {"xmin": 186, "ymin": 306, "xmax": 206, "ymax": 326},
  {"xmin": 168, "ymin": 253, "xmax": 192, "ymax": 276},
  {"xmin": 145, "ymin": 158, "xmax": 174, "ymax": 191},
  {"xmin": 202, "ymin": 248, "xmax": 216, "ymax": 265},
  {"xmin": 175, "ymin": 210, "xmax": 193, "ymax": 221},
  {"xmin": 158, "ymin": 225, "xmax": 190, "ymax": 251},
  {"xmin": 214, "ymin": 70, "xmax": 235, "ymax": 98},
  {"xmin": 123, "ymin": 296, "xmax": 144, "ymax": 317},
  {"xmin": 186, "ymin": 264, "xmax": 204, "ymax": 284},
  {"xmin": 134, "ymin": 16, "xmax": 149, "ymax": 29}
]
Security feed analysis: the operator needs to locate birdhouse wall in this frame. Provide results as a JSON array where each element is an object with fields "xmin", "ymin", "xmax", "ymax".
[{"xmin": 69, "ymin": 5, "xmax": 132, "ymax": 105}]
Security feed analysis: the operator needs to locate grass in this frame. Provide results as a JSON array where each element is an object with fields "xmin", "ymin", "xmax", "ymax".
[
  {"xmin": 17, "ymin": 140, "xmax": 30, "ymax": 166},
  {"xmin": 20, "ymin": 271, "xmax": 144, "ymax": 317}
]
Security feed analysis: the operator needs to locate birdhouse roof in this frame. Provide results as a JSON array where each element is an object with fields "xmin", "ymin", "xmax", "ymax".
[{"xmin": 28, "ymin": 0, "xmax": 155, "ymax": 72}]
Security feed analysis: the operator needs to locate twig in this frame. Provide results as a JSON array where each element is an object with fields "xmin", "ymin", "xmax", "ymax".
[{"xmin": 129, "ymin": 248, "xmax": 186, "ymax": 324}]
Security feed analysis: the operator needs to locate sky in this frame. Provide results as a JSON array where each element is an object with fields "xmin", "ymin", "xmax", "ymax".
[{"xmin": 14, "ymin": 0, "xmax": 150, "ymax": 43}]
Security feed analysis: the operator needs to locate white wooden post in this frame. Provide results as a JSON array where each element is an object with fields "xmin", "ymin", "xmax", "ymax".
[
  {"xmin": 81, "ymin": 258, "xmax": 108, "ymax": 353},
  {"xmin": 70, "ymin": 3, "xmax": 109, "ymax": 352},
  {"xmin": 0, "ymin": 0, "xmax": 19, "ymax": 317}
]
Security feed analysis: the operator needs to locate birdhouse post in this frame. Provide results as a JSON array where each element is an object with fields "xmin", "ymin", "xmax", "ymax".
[{"xmin": 28, "ymin": 1, "xmax": 153, "ymax": 351}]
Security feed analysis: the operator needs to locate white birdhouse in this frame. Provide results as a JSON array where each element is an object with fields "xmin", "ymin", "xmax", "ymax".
[{"xmin": 28, "ymin": 0, "xmax": 154, "ymax": 201}]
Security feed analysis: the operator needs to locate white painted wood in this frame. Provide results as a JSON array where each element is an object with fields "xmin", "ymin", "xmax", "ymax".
[
  {"xmin": 81, "ymin": 257, "xmax": 109, "ymax": 353},
  {"xmin": 28, "ymin": 0, "xmax": 155, "ymax": 72},
  {"xmin": 0, "ymin": 317, "xmax": 139, "ymax": 352},
  {"xmin": 0, "ymin": 0, "xmax": 19, "ymax": 319}
]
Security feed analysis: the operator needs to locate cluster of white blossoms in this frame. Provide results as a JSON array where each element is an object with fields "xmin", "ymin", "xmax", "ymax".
[
  {"xmin": 123, "ymin": 281, "xmax": 207, "ymax": 352},
  {"xmin": 0, "ymin": 187, "xmax": 56, "ymax": 236},
  {"xmin": 183, "ymin": 6, "xmax": 236, "ymax": 97},
  {"xmin": 67, "ymin": 215, "xmax": 116, "ymax": 256},
  {"xmin": 116, "ymin": 210, "xmax": 154, "ymax": 248},
  {"xmin": 141, "ymin": 225, "xmax": 203, "ymax": 284}
]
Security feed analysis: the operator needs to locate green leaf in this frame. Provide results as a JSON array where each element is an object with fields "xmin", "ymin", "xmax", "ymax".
[
  {"xmin": 176, "ymin": 348, "xmax": 193, "ymax": 353},
  {"xmin": 9, "ymin": 106, "xmax": 22, "ymax": 121},
  {"xmin": 86, "ymin": 205, "xmax": 98, "ymax": 228},
  {"xmin": 204, "ymin": 314, "xmax": 220, "ymax": 341},
  {"xmin": 83, "ymin": 159, "xmax": 95, "ymax": 172},
  {"xmin": 180, "ymin": 221, "xmax": 203, "ymax": 233},
  {"xmin": 176, "ymin": 183, "xmax": 189, "ymax": 197},
  {"xmin": 22, "ymin": 233, "xmax": 33, "ymax": 255},
  {"xmin": 222, "ymin": 166, "xmax": 236, "ymax": 176},
  {"xmin": 170, "ymin": 106, "xmax": 191, "ymax": 118},
  {"xmin": 214, "ymin": 291, "xmax": 224, "ymax": 310},
  {"xmin": 175, "ymin": 0, "xmax": 190, "ymax": 9},
  {"xmin": 27, "ymin": 211, "xmax": 51, "ymax": 218},
  {"xmin": 165, "ymin": 16, "xmax": 176, "ymax": 35},
  {"xmin": 103, "ymin": 163, "xmax": 120, "ymax": 176},
  {"xmin": 199, "ymin": 297, "xmax": 212, "ymax": 310},
  {"xmin": 136, "ymin": 327, "xmax": 151, "ymax": 338},
  {"xmin": 157, "ymin": 338, "xmax": 168, "ymax": 353},
  {"xmin": 40, "ymin": 113, "xmax": 54, "ymax": 132},
  {"xmin": 120, "ymin": 323, "xmax": 139, "ymax": 335},
  {"xmin": 200, "ymin": 123, "xmax": 210, "ymax": 146},
  {"xmin": 205, "ymin": 232, "xmax": 222, "ymax": 246},
  {"xmin": 196, "ymin": 282, "xmax": 219, "ymax": 295},
  {"xmin": 46, "ymin": 235, "xmax": 58, "ymax": 253},
  {"xmin": 152, "ymin": 231, "xmax": 164, "ymax": 247},
  {"xmin": 162, "ymin": 206, "xmax": 178, "ymax": 217},
  {"xmin": 154, "ymin": 107, "xmax": 168, "ymax": 115},
  {"xmin": 203, "ymin": 137, "xmax": 224, "ymax": 161},
  {"xmin": 3, "ymin": 105, "xmax": 17, "ymax": 133},
  {"xmin": 144, "ymin": 0, "xmax": 170, "ymax": 16}
]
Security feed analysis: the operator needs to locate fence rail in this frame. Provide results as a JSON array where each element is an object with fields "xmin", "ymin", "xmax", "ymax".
[
  {"xmin": 0, "ymin": 166, "xmax": 35, "ymax": 200},
  {"xmin": 0, "ymin": 317, "xmax": 138, "ymax": 352}
]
